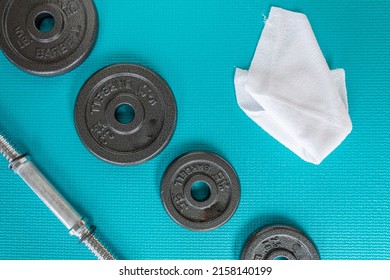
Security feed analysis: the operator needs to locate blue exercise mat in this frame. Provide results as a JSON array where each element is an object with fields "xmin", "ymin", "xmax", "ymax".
[{"xmin": 0, "ymin": 0, "xmax": 389, "ymax": 260}]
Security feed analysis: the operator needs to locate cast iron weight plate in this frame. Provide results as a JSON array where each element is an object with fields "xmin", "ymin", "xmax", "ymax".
[
  {"xmin": 75, "ymin": 64, "xmax": 177, "ymax": 165},
  {"xmin": 241, "ymin": 225, "xmax": 320, "ymax": 260},
  {"xmin": 0, "ymin": 0, "xmax": 98, "ymax": 76},
  {"xmin": 161, "ymin": 152, "xmax": 241, "ymax": 231}
]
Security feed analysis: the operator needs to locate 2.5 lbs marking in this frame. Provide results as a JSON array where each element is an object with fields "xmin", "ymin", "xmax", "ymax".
[{"xmin": 14, "ymin": 26, "xmax": 32, "ymax": 49}]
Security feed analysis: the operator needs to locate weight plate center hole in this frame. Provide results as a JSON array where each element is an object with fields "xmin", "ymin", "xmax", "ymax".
[
  {"xmin": 35, "ymin": 12, "xmax": 55, "ymax": 33},
  {"xmin": 274, "ymin": 256, "xmax": 289, "ymax": 260},
  {"xmin": 115, "ymin": 104, "xmax": 135, "ymax": 125},
  {"xmin": 191, "ymin": 181, "xmax": 211, "ymax": 202}
]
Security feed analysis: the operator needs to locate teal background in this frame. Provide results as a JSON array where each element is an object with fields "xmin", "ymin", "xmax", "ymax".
[{"xmin": 0, "ymin": 0, "xmax": 389, "ymax": 260}]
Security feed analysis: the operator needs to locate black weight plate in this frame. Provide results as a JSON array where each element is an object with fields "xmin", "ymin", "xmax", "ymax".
[
  {"xmin": 0, "ymin": 0, "xmax": 98, "ymax": 76},
  {"xmin": 241, "ymin": 225, "xmax": 320, "ymax": 260},
  {"xmin": 161, "ymin": 152, "xmax": 241, "ymax": 231},
  {"xmin": 75, "ymin": 64, "xmax": 177, "ymax": 165}
]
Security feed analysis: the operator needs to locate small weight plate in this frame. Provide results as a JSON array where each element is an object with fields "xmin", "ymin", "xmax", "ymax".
[
  {"xmin": 161, "ymin": 152, "xmax": 240, "ymax": 231},
  {"xmin": 75, "ymin": 64, "xmax": 177, "ymax": 165},
  {"xmin": 0, "ymin": 0, "xmax": 98, "ymax": 76},
  {"xmin": 241, "ymin": 225, "xmax": 320, "ymax": 260}
]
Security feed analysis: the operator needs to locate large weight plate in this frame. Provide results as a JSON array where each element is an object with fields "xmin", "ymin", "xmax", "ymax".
[
  {"xmin": 75, "ymin": 64, "xmax": 177, "ymax": 165},
  {"xmin": 161, "ymin": 152, "xmax": 241, "ymax": 231},
  {"xmin": 0, "ymin": 0, "xmax": 98, "ymax": 76},
  {"xmin": 241, "ymin": 225, "xmax": 320, "ymax": 260}
]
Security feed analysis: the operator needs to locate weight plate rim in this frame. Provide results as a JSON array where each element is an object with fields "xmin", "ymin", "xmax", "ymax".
[
  {"xmin": 240, "ymin": 225, "xmax": 320, "ymax": 260},
  {"xmin": 161, "ymin": 151, "xmax": 241, "ymax": 231},
  {"xmin": 0, "ymin": 0, "xmax": 98, "ymax": 76},
  {"xmin": 75, "ymin": 63, "xmax": 177, "ymax": 166}
]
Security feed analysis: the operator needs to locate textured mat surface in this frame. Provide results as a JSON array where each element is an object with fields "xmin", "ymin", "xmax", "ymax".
[{"xmin": 0, "ymin": 0, "xmax": 389, "ymax": 260}]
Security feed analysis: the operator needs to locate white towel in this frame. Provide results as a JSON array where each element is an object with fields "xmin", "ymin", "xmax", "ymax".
[{"xmin": 235, "ymin": 7, "xmax": 352, "ymax": 164}]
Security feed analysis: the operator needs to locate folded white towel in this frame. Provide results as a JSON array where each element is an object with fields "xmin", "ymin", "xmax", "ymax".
[{"xmin": 235, "ymin": 7, "xmax": 352, "ymax": 164}]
